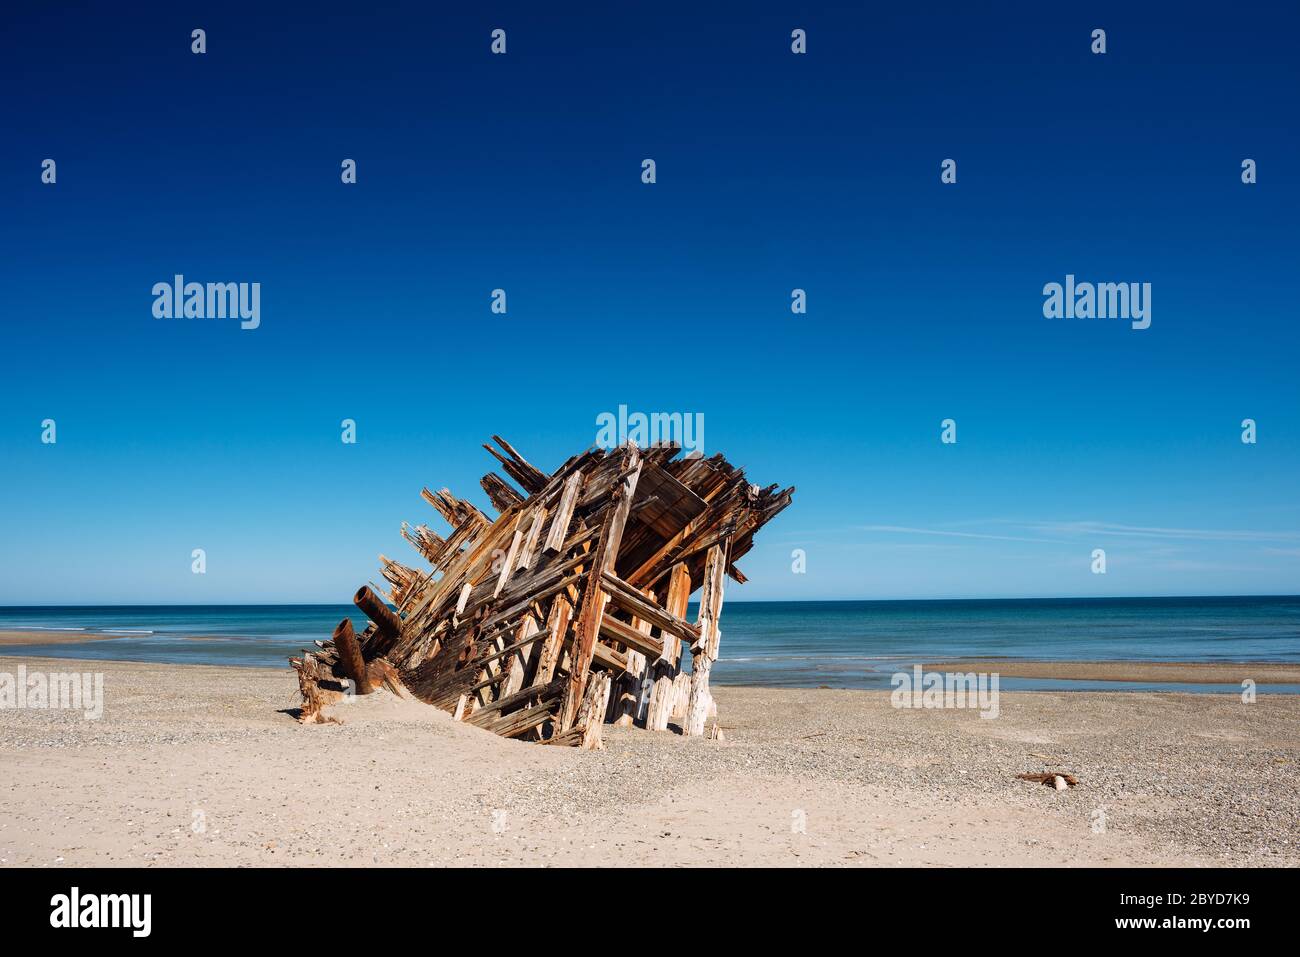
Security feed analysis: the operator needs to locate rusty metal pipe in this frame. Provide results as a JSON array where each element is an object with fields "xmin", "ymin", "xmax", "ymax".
[
  {"xmin": 354, "ymin": 585, "xmax": 402, "ymax": 659},
  {"xmin": 332, "ymin": 618, "xmax": 374, "ymax": 694}
]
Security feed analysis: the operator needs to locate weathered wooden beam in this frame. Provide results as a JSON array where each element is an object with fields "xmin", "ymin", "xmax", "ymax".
[
  {"xmin": 486, "ymin": 435, "xmax": 549, "ymax": 494},
  {"xmin": 647, "ymin": 562, "xmax": 691, "ymax": 731},
  {"xmin": 663, "ymin": 563, "xmax": 691, "ymax": 666},
  {"xmin": 400, "ymin": 522, "xmax": 445, "ymax": 564},
  {"xmin": 468, "ymin": 677, "xmax": 565, "ymax": 725},
  {"xmin": 623, "ymin": 479, "xmax": 744, "ymax": 586},
  {"xmin": 402, "ymin": 499, "xmax": 526, "ymax": 632},
  {"xmin": 493, "ymin": 518, "xmax": 527, "ymax": 598},
  {"xmin": 464, "ymin": 537, "xmax": 594, "ymax": 620},
  {"xmin": 478, "ymin": 564, "xmax": 590, "ymax": 634},
  {"xmin": 543, "ymin": 472, "xmax": 583, "ymax": 555},
  {"xmin": 481, "ymin": 472, "xmax": 524, "ymax": 512},
  {"xmin": 498, "ymin": 614, "xmax": 540, "ymax": 699},
  {"xmin": 591, "ymin": 640, "xmax": 629, "ymax": 673},
  {"xmin": 611, "ymin": 587, "xmax": 655, "ymax": 727},
  {"xmin": 420, "ymin": 487, "xmax": 489, "ymax": 528},
  {"xmin": 599, "ymin": 570, "xmax": 698, "ymax": 647},
  {"xmin": 599, "ymin": 613, "xmax": 664, "ymax": 661},
  {"xmin": 560, "ymin": 447, "xmax": 643, "ymax": 731},
  {"xmin": 532, "ymin": 594, "xmax": 573, "ymax": 687},
  {"xmin": 576, "ymin": 672, "xmax": 613, "ymax": 750},
  {"xmin": 686, "ymin": 543, "xmax": 726, "ymax": 736},
  {"xmin": 427, "ymin": 514, "xmax": 485, "ymax": 576},
  {"xmin": 472, "ymin": 626, "xmax": 552, "ymax": 670},
  {"xmin": 378, "ymin": 555, "xmax": 423, "ymax": 613},
  {"xmin": 469, "ymin": 670, "xmax": 509, "ymax": 693},
  {"xmin": 494, "ymin": 700, "xmax": 558, "ymax": 739},
  {"xmin": 516, "ymin": 506, "xmax": 548, "ymax": 572}
]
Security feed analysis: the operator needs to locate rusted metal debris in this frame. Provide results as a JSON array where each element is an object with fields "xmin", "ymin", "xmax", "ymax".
[{"xmin": 290, "ymin": 436, "xmax": 793, "ymax": 747}]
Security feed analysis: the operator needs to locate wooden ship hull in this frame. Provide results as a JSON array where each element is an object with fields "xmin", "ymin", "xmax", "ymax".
[{"xmin": 291, "ymin": 436, "xmax": 793, "ymax": 748}]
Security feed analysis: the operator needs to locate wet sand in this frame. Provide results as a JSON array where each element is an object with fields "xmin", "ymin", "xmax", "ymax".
[{"xmin": 0, "ymin": 630, "xmax": 120, "ymax": 647}]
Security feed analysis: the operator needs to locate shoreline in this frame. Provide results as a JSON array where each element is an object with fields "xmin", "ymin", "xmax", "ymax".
[
  {"xmin": 1, "ymin": 655, "xmax": 1296, "ymax": 867},
  {"xmin": 4, "ymin": 635, "xmax": 1299, "ymax": 688}
]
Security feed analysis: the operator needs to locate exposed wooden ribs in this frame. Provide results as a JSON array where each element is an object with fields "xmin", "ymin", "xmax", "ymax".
[
  {"xmin": 481, "ymin": 472, "xmax": 525, "ymax": 513},
  {"xmin": 290, "ymin": 435, "xmax": 792, "ymax": 746}
]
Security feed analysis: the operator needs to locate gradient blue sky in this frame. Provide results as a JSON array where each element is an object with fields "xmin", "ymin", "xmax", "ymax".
[{"xmin": 2, "ymin": 1, "xmax": 1298, "ymax": 603}]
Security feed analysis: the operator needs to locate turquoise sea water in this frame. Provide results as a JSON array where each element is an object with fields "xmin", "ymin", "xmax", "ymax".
[{"xmin": 2, "ymin": 597, "xmax": 1297, "ymax": 692}]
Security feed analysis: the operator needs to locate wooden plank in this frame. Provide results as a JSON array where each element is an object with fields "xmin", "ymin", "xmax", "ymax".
[
  {"xmin": 619, "ymin": 589, "xmax": 656, "ymax": 727},
  {"xmin": 591, "ymin": 640, "xmax": 629, "ymax": 673},
  {"xmin": 469, "ymin": 670, "xmax": 509, "ymax": 693},
  {"xmin": 498, "ymin": 614, "xmax": 539, "ymax": 698},
  {"xmin": 486, "ymin": 435, "xmax": 549, "ymax": 494},
  {"xmin": 599, "ymin": 570, "xmax": 698, "ymax": 647},
  {"xmin": 481, "ymin": 472, "xmax": 524, "ymax": 512},
  {"xmin": 400, "ymin": 522, "xmax": 445, "ymax": 564},
  {"xmin": 402, "ymin": 499, "xmax": 523, "ymax": 634},
  {"xmin": 492, "ymin": 515, "xmax": 527, "ymax": 598},
  {"xmin": 686, "ymin": 543, "xmax": 726, "ymax": 736},
  {"xmin": 630, "ymin": 463, "xmax": 707, "ymax": 537},
  {"xmin": 494, "ymin": 701, "xmax": 557, "ymax": 739},
  {"xmin": 471, "ymin": 625, "xmax": 551, "ymax": 670},
  {"xmin": 418, "ymin": 514, "xmax": 485, "ymax": 583},
  {"xmin": 670, "ymin": 671, "xmax": 691, "ymax": 722},
  {"xmin": 466, "ymin": 537, "xmax": 595, "ymax": 620},
  {"xmin": 467, "ymin": 677, "xmax": 565, "ymax": 725},
  {"xmin": 560, "ymin": 447, "xmax": 642, "ymax": 731},
  {"xmin": 662, "ymin": 563, "xmax": 691, "ymax": 666},
  {"xmin": 576, "ymin": 672, "xmax": 613, "ymax": 750},
  {"xmin": 543, "ymin": 472, "xmax": 583, "ymax": 555},
  {"xmin": 420, "ymin": 487, "xmax": 489, "ymax": 528},
  {"xmin": 516, "ymin": 506, "xmax": 548, "ymax": 572},
  {"xmin": 647, "ymin": 562, "xmax": 691, "ymax": 731},
  {"xmin": 532, "ymin": 594, "xmax": 573, "ymax": 687},
  {"xmin": 478, "ymin": 565, "xmax": 590, "ymax": 635},
  {"xmin": 599, "ymin": 613, "xmax": 664, "ymax": 661}
]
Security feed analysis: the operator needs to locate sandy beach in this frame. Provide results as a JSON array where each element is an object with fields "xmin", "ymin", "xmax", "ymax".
[
  {"xmin": 924, "ymin": 659, "xmax": 1300, "ymax": 684},
  {"xmin": 1, "ymin": 655, "xmax": 1297, "ymax": 867}
]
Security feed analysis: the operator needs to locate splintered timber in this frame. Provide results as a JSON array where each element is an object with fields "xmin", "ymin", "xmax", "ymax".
[{"xmin": 290, "ymin": 436, "xmax": 793, "ymax": 747}]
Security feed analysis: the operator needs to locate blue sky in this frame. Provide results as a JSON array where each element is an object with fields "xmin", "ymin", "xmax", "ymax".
[{"xmin": 2, "ymin": 1, "xmax": 1297, "ymax": 603}]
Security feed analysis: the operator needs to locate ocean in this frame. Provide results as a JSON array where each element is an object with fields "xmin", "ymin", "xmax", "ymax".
[{"xmin": 2, "ymin": 596, "xmax": 1298, "ymax": 692}]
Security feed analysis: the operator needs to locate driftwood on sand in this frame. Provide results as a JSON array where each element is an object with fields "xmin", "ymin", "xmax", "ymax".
[
  {"xmin": 1016, "ymin": 772, "xmax": 1080, "ymax": 788},
  {"xmin": 290, "ymin": 436, "xmax": 793, "ymax": 748}
]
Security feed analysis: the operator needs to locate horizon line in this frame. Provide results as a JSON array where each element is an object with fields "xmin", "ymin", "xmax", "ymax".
[{"xmin": 1, "ymin": 592, "xmax": 1298, "ymax": 610}]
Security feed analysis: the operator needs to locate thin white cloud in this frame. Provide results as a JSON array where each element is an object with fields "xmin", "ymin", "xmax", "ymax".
[
  {"xmin": 858, "ymin": 520, "xmax": 1300, "ymax": 548},
  {"xmin": 858, "ymin": 525, "xmax": 1070, "ymax": 545},
  {"xmin": 1025, "ymin": 521, "xmax": 1300, "ymax": 543}
]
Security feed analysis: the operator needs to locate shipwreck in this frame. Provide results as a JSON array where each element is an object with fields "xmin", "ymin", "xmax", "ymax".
[{"xmin": 291, "ymin": 436, "xmax": 793, "ymax": 748}]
